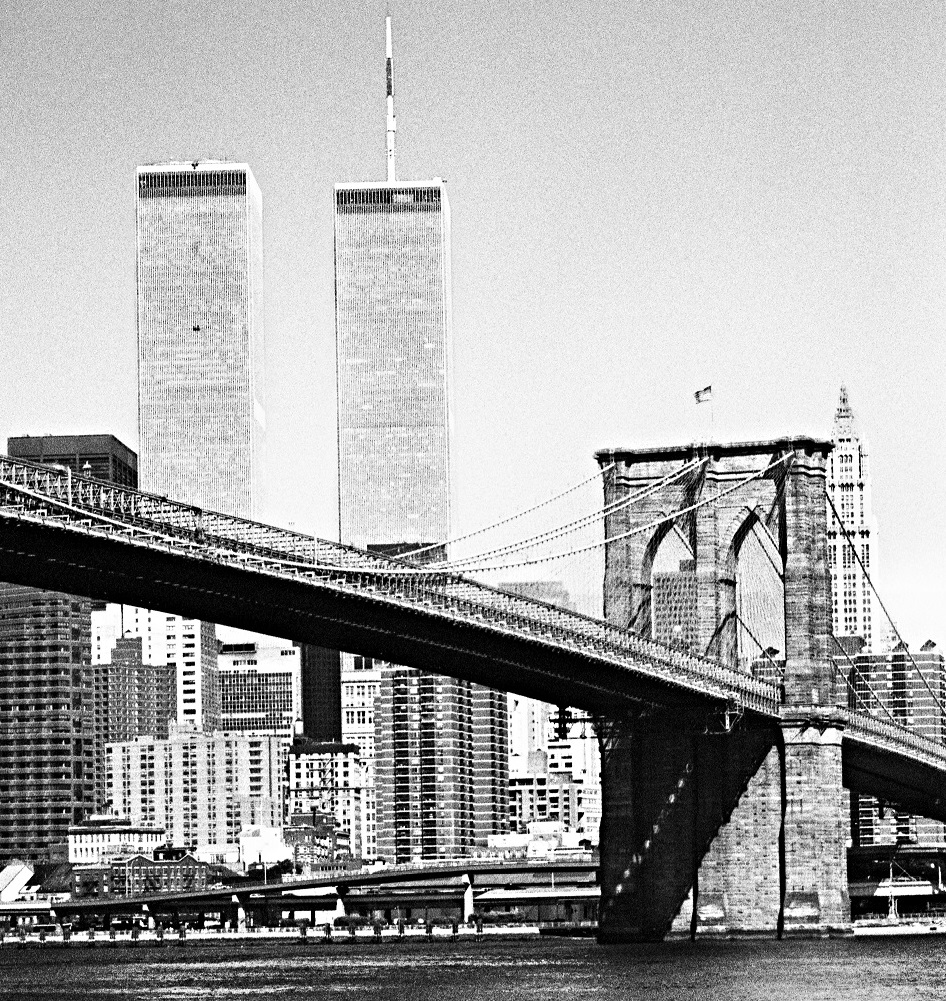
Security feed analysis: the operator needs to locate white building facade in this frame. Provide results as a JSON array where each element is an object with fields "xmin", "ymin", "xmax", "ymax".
[
  {"xmin": 107, "ymin": 726, "xmax": 282, "ymax": 848},
  {"xmin": 827, "ymin": 386, "xmax": 886, "ymax": 652}
]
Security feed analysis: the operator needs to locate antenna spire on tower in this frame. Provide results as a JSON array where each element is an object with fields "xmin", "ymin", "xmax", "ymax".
[{"xmin": 385, "ymin": 15, "xmax": 397, "ymax": 183}]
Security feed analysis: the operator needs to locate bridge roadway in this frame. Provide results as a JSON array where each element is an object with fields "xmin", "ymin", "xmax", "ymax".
[
  {"xmin": 0, "ymin": 455, "xmax": 944, "ymax": 822},
  {"xmin": 7, "ymin": 859, "xmax": 599, "ymax": 921}
]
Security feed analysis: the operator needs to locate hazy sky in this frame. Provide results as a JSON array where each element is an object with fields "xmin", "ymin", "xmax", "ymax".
[{"xmin": 2, "ymin": 0, "xmax": 944, "ymax": 646}]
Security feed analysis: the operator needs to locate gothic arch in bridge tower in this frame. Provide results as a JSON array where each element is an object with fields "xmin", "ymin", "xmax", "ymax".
[{"xmin": 717, "ymin": 503, "xmax": 786, "ymax": 679}]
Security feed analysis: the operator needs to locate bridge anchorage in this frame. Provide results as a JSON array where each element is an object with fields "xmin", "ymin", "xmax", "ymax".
[{"xmin": 1, "ymin": 438, "xmax": 944, "ymax": 943}]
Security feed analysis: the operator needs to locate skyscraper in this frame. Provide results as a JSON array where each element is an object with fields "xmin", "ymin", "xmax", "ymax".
[
  {"xmin": 827, "ymin": 386, "xmax": 882, "ymax": 651},
  {"xmin": 136, "ymin": 161, "xmax": 265, "ymax": 519},
  {"xmin": 0, "ymin": 434, "xmax": 138, "ymax": 861},
  {"xmin": 135, "ymin": 161, "xmax": 267, "ymax": 725},
  {"xmin": 334, "ymin": 18, "xmax": 452, "ymax": 549},
  {"xmin": 335, "ymin": 19, "xmax": 506, "ymax": 862}
]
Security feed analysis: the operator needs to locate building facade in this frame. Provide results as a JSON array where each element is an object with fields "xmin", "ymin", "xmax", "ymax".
[
  {"xmin": 219, "ymin": 642, "xmax": 301, "ymax": 736},
  {"xmin": 0, "ymin": 586, "xmax": 93, "ymax": 862},
  {"xmin": 8, "ymin": 434, "xmax": 137, "ymax": 486},
  {"xmin": 136, "ymin": 161, "xmax": 266, "ymax": 519},
  {"xmin": 285, "ymin": 739, "xmax": 367, "ymax": 861},
  {"xmin": 373, "ymin": 668, "xmax": 509, "ymax": 863},
  {"xmin": 339, "ymin": 655, "xmax": 383, "ymax": 858},
  {"xmin": 107, "ymin": 726, "xmax": 283, "ymax": 848},
  {"xmin": 89, "ymin": 635, "xmax": 175, "ymax": 811},
  {"xmin": 827, "ymin": 386, "xmax": 883, "ymax": 652},
  {"xmin": 334, "ymin": 180, "xmax": 452, "ymax": 550},
  {"xmin": 843, "ymin": 641, "xmax": 946, "ymax": 846},
  {"xmin": 0, "ymin": 434, "xmax": 138, "ymax": 862},
  {"xmin": 93, "ymin": 604, "xmax": 218, "ymax": 732},
  {"xmin": 66, "ymin": 816, "xmax": 166, "ymax": 865}
]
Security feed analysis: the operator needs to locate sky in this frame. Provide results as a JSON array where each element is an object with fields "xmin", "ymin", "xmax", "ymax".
[{"xmin": 2, "ymin": 0, "xmax": 944, "ymax": 647}]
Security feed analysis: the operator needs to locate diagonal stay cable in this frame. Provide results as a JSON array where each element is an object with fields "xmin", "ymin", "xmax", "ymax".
[
  {"xmin": 826, "ymin": 490, "xmax": 946, "ymax": 722},
  {"xmin": 830, "ymin": 634, "xmax": 899, "ymax": 725}
]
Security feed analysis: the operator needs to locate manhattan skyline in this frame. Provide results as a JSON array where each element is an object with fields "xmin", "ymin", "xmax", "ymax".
[{"xmin": 2, "ymin": 2, "xmax": 943, "ymax": 646}]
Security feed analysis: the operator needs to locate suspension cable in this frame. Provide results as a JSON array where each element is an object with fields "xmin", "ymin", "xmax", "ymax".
[
  {"xmin": 442, "ymin": 457, "xmax": 708, "ymax": 570},
  {"xmin": 426, "ymin": 452, "xmax": 794, "ymax": 575},
  {"xmin": 400, "ymin": 462, "xmax": 617, "ymax": 560},
  {"xmin": 826, "ymin": 490, "xmax": 946, "ymax": 721}
]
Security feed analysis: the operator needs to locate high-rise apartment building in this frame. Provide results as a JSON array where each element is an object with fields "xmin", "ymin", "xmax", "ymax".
[
  {"xmin": 108, "ymin": 726, "xmax": 283, "ymax": 848},
  {"xmin": 0, "ymin": 586, "xmax": 93, "ymax": 862},
  {"xmin": 0, "ymin": 434, "xmax": 138, "ymax": 862},
  {"xmin": 136, "ymin": 161, "xmax": 265, "ymax": 519},
  {"xmin": 89, "ymin": 635, "xmax": 175, "ymax": 811},
  {"xmin": 827, "ymin": 386, "xmax": 882, "ymax": 652},
  {"xmin": 93, "ymin": 605, "xmax": 218, "ymax": 732}
]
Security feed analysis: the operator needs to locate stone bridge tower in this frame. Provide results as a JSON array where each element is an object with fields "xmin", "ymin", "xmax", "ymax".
[{"xmin": 594, "ymin": 437, "xmax": 849, "ymax": 941}]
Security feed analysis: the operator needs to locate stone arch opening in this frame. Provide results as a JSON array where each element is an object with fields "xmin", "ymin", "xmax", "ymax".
[
  {"xmin": 647, "ymin": 521, "xmax": 697, "ymax": 654},
  {"xmin": 728, "ymin": 507, "xmax": 785, "ymax": 680}
]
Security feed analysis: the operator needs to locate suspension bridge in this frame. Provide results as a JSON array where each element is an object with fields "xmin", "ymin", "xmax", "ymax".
[{"xmin": 0, "ymin": 436, "xmax": 944, "ymax": 941}]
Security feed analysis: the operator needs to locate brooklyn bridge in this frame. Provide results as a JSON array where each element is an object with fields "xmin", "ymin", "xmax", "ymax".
[{"xmin": 1, "ymin": 437, "xmax": 943, "ymax": 942}]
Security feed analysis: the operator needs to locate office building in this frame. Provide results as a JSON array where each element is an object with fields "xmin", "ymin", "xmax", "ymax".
[
  {"xmin": 219, "ymin": 642, "xmax": 301, "ymax": 736},
  {"xmin": 136, "ymin": 160, "xmax": 268, "ymax": 719},
  {"xmin": 334, "ymin": 173, "xmax": 453, "ymax": 550},
  {"xmin": 827, "ymin": 386, "xmax": 884, "ymax": 652},
  {"xmin": 0, "ymin": 434, "xmax": 137, "ymax": 862},
  {"xmin": 8, "ymin": 434, "xmax": 137, "ymax": 486},
  {"xmin": 107, "ymin": 726, "xmax": 283, "ymax": 848},
  {"xmin": 333, "ymin": 21, "xmax": 509, "ymax": 862},
  {"xmin": 136, "ymin": 161, "xmax": 265, "ymax": 519}
]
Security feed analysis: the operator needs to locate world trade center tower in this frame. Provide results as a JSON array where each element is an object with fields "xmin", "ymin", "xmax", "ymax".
[
  {"xmin": 136, "ymin": 162, "xmax": 266, "ymax": 520},
  {"xmin": 334, "ymin": 17, "xmax": 452, "ymax": 554},
  {"xmin": 333, "ymin": 19, "xmax": 506, "ymax": 864}
]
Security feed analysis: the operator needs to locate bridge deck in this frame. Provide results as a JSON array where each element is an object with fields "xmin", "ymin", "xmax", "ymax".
[{"xmin": 1, "ymin": 455, "xmax": 945, "ymax": 796}]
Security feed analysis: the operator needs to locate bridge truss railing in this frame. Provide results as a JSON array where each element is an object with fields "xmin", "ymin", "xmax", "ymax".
[
  {"xmin": 0, "ymin": 454, "xmax": 782, "ymax": 715},
  {"xmin": 835, "ymin": 707, "xmax": 946, "ymax": 770}
]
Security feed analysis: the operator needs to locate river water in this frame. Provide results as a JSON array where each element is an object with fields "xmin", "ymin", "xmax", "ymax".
[{"xmin": 1, "ymin": 936, "xmax": 944, "ymax": 1000}]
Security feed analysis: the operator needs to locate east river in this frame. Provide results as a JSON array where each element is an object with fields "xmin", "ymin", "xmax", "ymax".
[{"xmin": 2, "ymin": 935, "xmax": 945, "ymax": 1000}]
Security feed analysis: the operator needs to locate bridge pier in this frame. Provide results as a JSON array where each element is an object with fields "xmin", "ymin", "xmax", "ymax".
[
  {"xmin": 597, "ymin": 714, "xmax": 850, "ymax": 942},
  {"xmin": 461, "ymin": 874, "xmax": 474, "ymax": 923},
  {"xmin": 231, "ymin": 895, "xmax": 246, "ymax": 932}
]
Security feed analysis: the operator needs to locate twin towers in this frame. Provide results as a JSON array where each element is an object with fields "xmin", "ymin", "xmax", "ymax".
[{"xmin": 136, "ymin": 16, "xmax": 452, "ymax": 554}]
